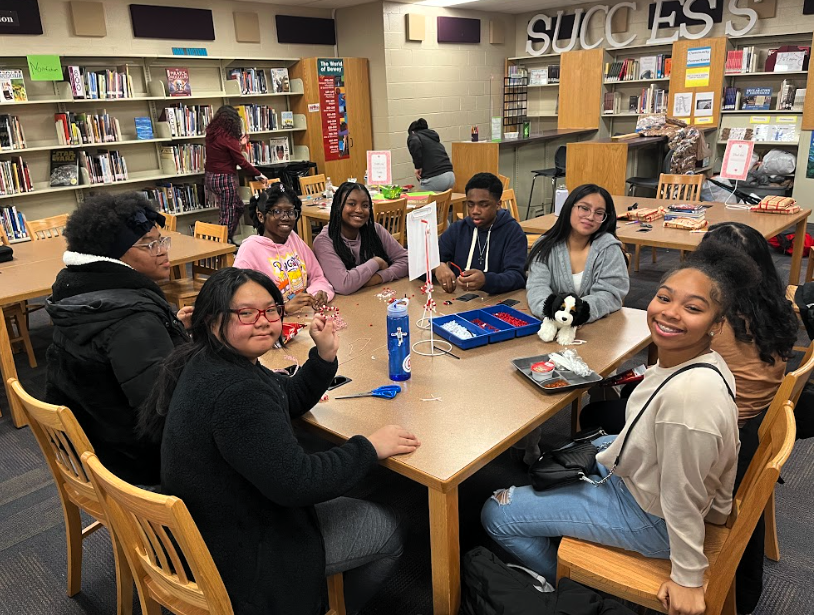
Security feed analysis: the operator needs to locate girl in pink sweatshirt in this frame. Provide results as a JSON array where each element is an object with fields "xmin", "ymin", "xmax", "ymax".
[{"xmin": 234, "ymin": 184, "xmax": 334, "ymax": 313}]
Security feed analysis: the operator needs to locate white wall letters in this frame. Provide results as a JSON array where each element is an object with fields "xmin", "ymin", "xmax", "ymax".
[
  {"xmin": 579, "ymin": 5, "xmax": 608, "ymax": 50},
  {"xmin": 725, "ymin": 0, "xmax": 758, "ymax": 37}
]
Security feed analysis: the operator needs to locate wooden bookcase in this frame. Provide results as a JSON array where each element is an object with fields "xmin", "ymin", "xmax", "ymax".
[
  {"xmin": 0, "ymin": 54, "xmax": 308, "ymax": 242},
  {"xmin": 505, "ymin": 53, "xmax": 562, "ymax": 135},
  {"xmin": 559, "ymin": 48, "xmax": 604, "ymax": 130}
]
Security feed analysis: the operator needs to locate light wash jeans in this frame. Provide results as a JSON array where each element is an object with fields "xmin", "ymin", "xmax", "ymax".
[
  {"xmin": 481, "ymin": 436, "xmax": 670, "ymax": 583},
  {"xmin": 420, "ymin": 171, "xmax": 455, "ymax": 192}
]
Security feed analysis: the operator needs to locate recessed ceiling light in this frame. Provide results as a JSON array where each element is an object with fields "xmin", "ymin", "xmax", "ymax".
[{"xmin": 415, "ymin": 0, "xmax": 479, "ymax": 7}]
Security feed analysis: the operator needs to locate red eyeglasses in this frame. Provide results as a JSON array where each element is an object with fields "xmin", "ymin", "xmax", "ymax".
[{"xmin": 229, "ymin": 306, "xmax": 284, "ymax": 325}]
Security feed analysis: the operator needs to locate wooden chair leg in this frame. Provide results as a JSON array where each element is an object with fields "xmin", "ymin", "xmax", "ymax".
[
  {"xmin": 764, "ymin": 489, "xmax": 780, "ymax": 561},
  {"xmin": 327, "ymin": 573, "xmax": 346, "ymax": 615},
  {"xmin": 723, "ymin": 582, "xmax": 737, "ymax": 615},
  {"xmin": 679, "ymin": 250, "xmax": 687, "ymax": 262},
  {"xmin": 109, "ymin": 530, "xmax": 134, "ymax": 615},
  {"xmin": 15, "ymin": 312, "xmax": 37, "ymax": 369},
  {"xmin": 63, "ymin": 502, "xmax": 84, "ymax": 596}
]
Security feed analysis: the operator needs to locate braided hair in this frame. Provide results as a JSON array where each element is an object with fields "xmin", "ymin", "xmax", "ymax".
[
  {"xmin": 247, "ymin": 182, "xmax": 301, "ymax": 235},
  {"xmin": 328, "ymin": 182, "xmax": 390, "ymax": 270}
]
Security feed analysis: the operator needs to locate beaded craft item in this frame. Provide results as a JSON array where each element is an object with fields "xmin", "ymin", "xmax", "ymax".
[{"xmin": 318, "ymin": 306, "xmax": 348, "ymax": 331}]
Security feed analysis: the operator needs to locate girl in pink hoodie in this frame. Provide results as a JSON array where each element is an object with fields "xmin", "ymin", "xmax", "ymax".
[{"xmin": 234, "ymin": 184, "xmax": 334, "ymax": 313}]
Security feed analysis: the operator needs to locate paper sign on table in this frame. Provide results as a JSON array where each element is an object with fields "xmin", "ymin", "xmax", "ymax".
[
  {"xmin": 406, "ymin": 204, "xmax": 439, "ymax": 281},
  {"xmin": 26, "ymin": 55, "xmax": 63, "ymax": 81},
  {"xmin": 720, "ymin": 140, "xmax": 755, "ymax": 182},
  {"xmin": 366, "ymin": 150, "xmax": 392, "ymax": 186}
]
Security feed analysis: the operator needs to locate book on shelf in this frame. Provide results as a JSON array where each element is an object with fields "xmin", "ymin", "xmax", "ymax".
[
  {"xmin": 160, "ymin": 143, "xmax": 205, "ymax": 175},
  {"xmin": 0, "ymin": 156, "xmax": 34, "ymax": 195},
  {"xmin": 1, "ymin": 206, "xmax": 27, "ymax": 240},
  {"xmin": 135, "ymin": 117, "xmax": 154, "ymax": 140},
  {"xmin": 721, "ymin": 127, "xmax": 753, "ymax": 141},
  {"xmin": 141, "ymin": 182, "xmax": 206, "ymax": 215},
  {"xmin": 722, "ymin": 87, "xmax": 742, "ymax": 111},
  {"xmin": 777, "ymin": 80, "xmax": 797, "ymax": 111},
  {"xmin": 54, "ymin": 111, "xmax": 122, "ymax": 145},
  {"xmin": 528, "ymin": 68, "xmax": 548, "ymax": 86},
  {"xmin": 638, "ymin": 56, "xmax": 658, "ymax": 80},
  {"xmin": 270, "ymin": 68, "xmax": 290, "ymax": 93},
  {"xmin": 227, "ymin": 68, "xmax": 268, "ymax": 95},
  {"xmin": 725, "ymin": 50, "xmax": 743, "ymax": 74},
  {"xmin": 0, "ymin": 114, "xmax": 26, "ymax": 150},
  {"xmin": 78, "ymin": 149, "xmax": 128, "ymax": 184},
  {"xmin": 628, "ymin": 96, "xmax": 639, "ymax": 113},
  {"xmin": 235, "ymin": 104, "xmax": 279, "ymax": 133},
  {"xmin": 166, "ymin": 67, "xmax": 192, "ymax": 97},
  {"xmin": 547, "ymin": 66, "xmax": 560, "ymax": 84},
  {"xmin": 603, "ymin": 92, "xmax": 620, "ymax": 114},
  {"xmin": 742, "ymin": 87, "xmax": 772, "ymax": 111},
  {"xmin": 80, "ymin": 66, "xmax": 134, "ymax": 100},
  {"xmin": 49, "ymin": 150, "xmax": 79, "ymax": 187},
  {"xmin": 767, "ymin": 46, "xmax": 810, "ymax": 72},
  {"xmin": 793, "ymin": 88, "xmax": 806, "ymax": 112},
  {"xmin": 160, "ymin": 104, "xmax": 213, "ymax": 137},
  {"xmin": 269, "ymin": 137, "xmax": 290, "ymax": 162},
  {"xmin": 65, "ymin": 66, "xmax": 85, "ymax": 99},
  {"xmin": 281, "ymin": 111, "xmax": 294, "ymax": 129},
  {"xmin": 0, "ymin": 70, "xmax": 27, "ymax": 102}
]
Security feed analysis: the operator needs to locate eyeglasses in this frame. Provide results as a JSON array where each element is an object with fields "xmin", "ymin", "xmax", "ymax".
[
  {"xmin": 230, "ymin": 305, "xmax": 284, "ymax": 325},
  {"xmin": 575, "ymin": 203, "xmax": 607, "ymax": 222},
  {"xmin": 131, "ymin": 236, "xmax": 171, "ymax": 256},
  {"xmin": 267, "ymin": 208, "xmax": 299, "ymax": 220}
]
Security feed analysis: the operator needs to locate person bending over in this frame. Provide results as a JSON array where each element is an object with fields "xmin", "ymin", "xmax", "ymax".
[
  {"xmin": 141, "ymin": 267, "xmax": 420, "ymax": 614},
  {"xmin": 434, "ymin": 172, "xmax": 526, "ymax": 295},
  {"xmin": 235, "ymin": 183, "xmax": 333, "ymax": 313},
  {"xmin": 407, "ymin": 117, "xmax": 455, "ymax": 192},
  {"xmin": 313, "ymin": 182, "xmax": 409, "ymax": 295}
]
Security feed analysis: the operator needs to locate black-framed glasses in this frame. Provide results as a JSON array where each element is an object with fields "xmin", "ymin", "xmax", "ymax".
[
  {"xmin": 266, "ymin": 208, "xmax": 300, "ymax": 220},
  {"xmin": 230, "ymin": 305, "xmax": 284, "ymax": 325},
  {"xmin": 575, "ymin": 203, "xmax": 607, "ymax": 222},
  {"xmin": 131, "ymin": 236, "xmax": 171, "ymax": 256}
]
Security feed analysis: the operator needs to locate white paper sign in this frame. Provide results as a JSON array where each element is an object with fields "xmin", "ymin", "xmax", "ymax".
[
  {"xmin": 720, "ymin": 140, "xmax": 755, "ymax": 182},
  {"xmin": 406, "ymin": 204, "xmax": 440, "ymax": 281},
  {"xmin": 307, "ymin": 103, "xmax": 320, "ymax": 112},
  {"xmin": 673, "ymin": 92, "xmax": 693, "ymax": 117},
  {"xmin": 366, "ymin": 150, "xmax": 392, "ymax": 185},
  {"xmin": 694, "ymin": 91, "xmax": 714, "ymax": 117}
]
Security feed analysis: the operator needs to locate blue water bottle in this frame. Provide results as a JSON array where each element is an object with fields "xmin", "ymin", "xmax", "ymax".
[{"xmin": 387, "ymin": 301, "xmax": 411, "ymax": 381}]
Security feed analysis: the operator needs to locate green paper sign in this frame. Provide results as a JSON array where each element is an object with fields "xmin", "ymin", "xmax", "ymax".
[{"xmin": 26, "ymin": 55, "xmax": 63, "ymax": 81}]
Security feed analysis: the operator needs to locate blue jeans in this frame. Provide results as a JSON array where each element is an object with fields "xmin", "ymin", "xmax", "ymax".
[{"xmin": 481, "ymin": 436, "xmax": 670, "ymax": 582}]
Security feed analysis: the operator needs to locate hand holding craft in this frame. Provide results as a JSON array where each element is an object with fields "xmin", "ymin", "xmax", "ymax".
[
  {"xmin": 310, "ymin": 314, "xmax": 339, "ymax": 362},
  {"xmin": 537, "ymin": 293, "xmax": 590, "ymax": 346},
  {"xmin": 458, "ymin": 269, "xmax": 485, "ymax": 292}
]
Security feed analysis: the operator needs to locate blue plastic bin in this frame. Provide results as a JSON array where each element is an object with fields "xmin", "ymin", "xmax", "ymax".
[
  {"xmin": 458, "ymin": 309, "xmax": 516, "ymax": 343},
  {"xmin": 481, "ymin": 305, "xmax": 542, "ymax": 337}
]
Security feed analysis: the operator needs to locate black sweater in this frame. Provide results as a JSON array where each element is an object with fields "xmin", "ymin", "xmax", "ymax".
[
  {"xmin": 407, "ymin": 128, "xmax": 453, "ymax": 179},
  {"xmin": 160, "ymin": 348, "xmax": 379, "ymax": 615}
]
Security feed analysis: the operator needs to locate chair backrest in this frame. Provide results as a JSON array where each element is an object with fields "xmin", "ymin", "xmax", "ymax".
[
  {"xmin": 163, "ymin": 213, "xmax": 178, "ymax": 233},
  {"xmin": 656, "ymin": 173, "xmax": 703, "ymax": 201},
  {"xmin": 554, "ymin": 145, "xmax": 567, "ymax": 172},
  {"xmin": 500, "ymin": 188, "xmax": 521, "ymax": 223},
  {"xmin": 373, "ymin": 198, "xmax": 407, "ymax": 247},
  {"xmin": 300, "ymin": 174, "xmax": 326, "ymax": 196},
  {"xmin": 193, "ymin": 221, "xmax": 229, "ymax": 277},
  {"xmin": 434, "ymin": 189, "xmax": 454, "ymax": 235},
  {"xmin": 704, "ymin": 402, "xmax": 795, "ymax": 614},
  {"xmin": 8, "ymin": 378, "xmax": 102, "ymax": 519},
  {"xmin": 498, "ymin": 174, "xmax": 511, "ymax": 189},
  {"xmin": 249, "ymin": 179, "xmax": 281, "ymax": 195},
  {"xmin": 82, "ymin": 451, "xmax": 234, "ymax": 615},
  {"xmin": 758, "ymin": 340, "xmax": 814, "ymax": 440},
  {"xmin": 25, "ymin": 213, "xmax": 69, "ymax": 241}
]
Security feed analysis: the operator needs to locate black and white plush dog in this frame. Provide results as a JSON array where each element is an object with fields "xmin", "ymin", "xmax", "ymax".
[{"xmin": 538, "ymin": 293, "xmax": 590, "ymax": 345}]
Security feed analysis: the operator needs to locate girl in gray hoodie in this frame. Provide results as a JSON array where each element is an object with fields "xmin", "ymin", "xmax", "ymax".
[{"xmin": 526, "ymin": 184, "xmax": 629, "ymax": 323}]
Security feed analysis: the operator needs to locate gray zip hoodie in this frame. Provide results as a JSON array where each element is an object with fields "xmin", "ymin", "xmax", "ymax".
[{"xmin": 526, "ymin": 232, "xmax": 629, "ymax": 323}]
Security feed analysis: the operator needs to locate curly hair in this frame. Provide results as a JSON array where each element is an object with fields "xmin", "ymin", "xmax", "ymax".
[
  {"xmin": 248, "ymin": 183, "xmax": 302, "ymax": 234},
  {"xmin": 206, "ymin": 105, "xmax": 242, "ymax": 141},
  {"xmin": 63, "ymin": 191, "xmax": 159, "ymax": 256},
  {"xmin": 327, "ymin": 182, "xmax": 391, "ymax": 271},
  {"xmin": 698, "ymin": 222, "xmax": 797, "ymax": 365}
]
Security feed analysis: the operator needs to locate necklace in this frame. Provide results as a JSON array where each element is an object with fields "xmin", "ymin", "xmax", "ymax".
[{"xmin": 476, "ymin": 230, "xmax": 488, "ymax": 265}]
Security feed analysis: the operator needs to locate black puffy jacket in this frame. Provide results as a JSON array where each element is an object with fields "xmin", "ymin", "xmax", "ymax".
[{"xmin": 45, "ymin": 255, "xmax": 189, "ymax": 485}]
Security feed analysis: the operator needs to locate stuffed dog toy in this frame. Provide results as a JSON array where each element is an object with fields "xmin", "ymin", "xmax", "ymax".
[{"xmin": 538, "ymin": 293, "xmax": 590, "ymax": 346}]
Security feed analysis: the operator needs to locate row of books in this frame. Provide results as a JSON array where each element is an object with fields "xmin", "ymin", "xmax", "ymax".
[
  {"xmin": 0, "ymin": 114, "xmax": 26, "ymax": 150},
  {"xmin": 721, "ymin": 126, "xmax": 798, "ymax": 143},
  {"xmin": 54, "ymin": 111, "xmax": 123, "ymax": 146},
  {"xmin": 243, "ymin": 137, "xmax": 291, "ymax": 165},
  {"xmin": 0, "ymin": 156, "xmax": 34, "ymax": 195},
  {"xmin": 160, "ymin": 144, "xmax": 205, "ymax": 175},
  {"xmin": 65, "ymin": 65, "xmax": 135, "ymax": 100},
  {"xmin": 723, "ymin": 82, "xmax": 804, "ymax": 111},
  {"xmin": 1, "ymin": 206, "xmax": 27, "ymax": 240},
  {"xmin": 528, "ymin": 66, "xmax": 560, "ymax": 86},
  {"xmin": 235, "ymin": 105, "xmax": 294, "ymax": 133},
  {"xmin": 79, "ymin": 149, "xmax": 129, "ymax": 184},
  {"xmin": 604, "ymin": 55, "xmax": 671, "ymax": 82},
  {"xmin": 725, "ymin": 46, "xmax": 811, "ymax": 74},
  {"xmin": 506, "ymin": 64, "xmax": 528, "ymax": 87},
  {"xmin": 226, "ymin": 67, "xmax": 291, "ymax": 95},
  {"xmin": 603, "ymin": 86, "xmax": 668, "ymax": 115},
  {"xmin": 141, "ymin": 183, "xmax": 207, "ymax": 215},
  {"xmin": 160, "ymin": 104, "xmax": 214, "ymax": 138}
]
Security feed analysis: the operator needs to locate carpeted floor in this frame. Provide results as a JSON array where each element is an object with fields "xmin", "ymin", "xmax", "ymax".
[{"xmin": 1, "ymin": 244, "xmax": 813, "ymax": 615}]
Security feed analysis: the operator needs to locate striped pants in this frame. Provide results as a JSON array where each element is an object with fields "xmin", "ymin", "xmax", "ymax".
[{"xmin": 205, "ymin": 172, "xmax": 244, "ymax": 240}]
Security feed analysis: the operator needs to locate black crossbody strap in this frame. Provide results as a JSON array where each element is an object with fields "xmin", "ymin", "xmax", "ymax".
[{"xmin": 609, "ymin": 362, "xmax": 734, "ymax": 470}]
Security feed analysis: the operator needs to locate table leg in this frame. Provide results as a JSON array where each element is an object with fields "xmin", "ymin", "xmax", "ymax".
[
  {"xmin": 789, "ymin": 217, "xmax": 808, "ymax": 285},
  {"xmin": 0, "ymin": 304, "xmax": 27, "ymax": 427},
  {"xmin": 300, "ymin": 213, "xmax": 314, "ymax": 246},
  {"xmin": 429, "ymin": 486, "xmax": 460, "ymax": 615}
]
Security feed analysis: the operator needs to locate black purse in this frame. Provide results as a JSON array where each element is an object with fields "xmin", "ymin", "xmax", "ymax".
[
  {"xmin": 0, "ymin": 245, "xmax": 12, "ymax": 263},
  {"xmin": 529, "ymin": 363, "xmax": 734, "ymax": 491}
]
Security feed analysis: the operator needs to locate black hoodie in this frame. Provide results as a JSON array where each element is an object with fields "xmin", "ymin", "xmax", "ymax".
[
  {"xmin": 407, "ymin": 128, "xmax": 453, "ymax": 179},
  {"xmin": 45, "ymin": 254, "xmax": 189, "ymax": 485}
]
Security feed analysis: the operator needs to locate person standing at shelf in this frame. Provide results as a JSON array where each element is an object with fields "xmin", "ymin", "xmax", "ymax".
[
  {"xmin": 204, "ymin": 105, "xmax": 268, "ymax": 243},
  {"xmin": 407, "ymin": 118, "xmax": 454, "ymax": 192}
]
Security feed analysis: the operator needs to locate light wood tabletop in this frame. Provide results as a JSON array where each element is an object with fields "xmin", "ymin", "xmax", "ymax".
[
  {"xmin": 520, "ymin": 195, "xmax": 811, "ymax": 285},
  {"xmin": 0, "ymin": 232, "xmax": 236, "ymax": 428},
  {"xmin": 298, "ymin": 192, "xmax": 467, "ymax": 246},
  {"xmin": 260, "ymin": 278, "xmax": 652, "ymax": 614}
]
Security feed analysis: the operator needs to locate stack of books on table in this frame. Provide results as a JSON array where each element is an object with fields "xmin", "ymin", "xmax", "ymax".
[{"xmin": 665, "ymin": 204, "xmax": 705, "ymax": 221}]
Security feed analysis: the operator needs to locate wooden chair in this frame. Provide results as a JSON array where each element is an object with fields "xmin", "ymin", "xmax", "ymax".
[
  {"xmin": 25, "ymin": 213, "xmax": 69, "ymax": 241},
  {"xmin": 300, "ymin": 173, "xmax": 326, "ymax": 197},
  {"xmin": 434, "ymin": 189, "xmax": 454, "ymax": 236},
  {"xmin": 633, "ymin": 173, "xmax": 703, "ymax": 271},
  {"xmin": 373, "ymin": 198, "xmax": 407, "ymax": 247},
  {"xmin": 556, "ymin": 401, "xmax": 796, "ymax": 615},
  {"xmin": 501, "ymin": 189, "xmax": 538, "ymax": 250},
  {"xmin": 83, "ymin": 451, "xmax": 347, "ymax": 615},
  {"xmin": 0, "ymin": 230, "xmax": 37, "ymax": 367},
  {"xmin": 498, "ymin": 174, "xmax": 511, "ymax": 189},
  {"xmin": 162, "ymin": 213, "xmax": 177, "ymax": 233},
  {"xmin": 248, "ymin": 179, "xmax": 280, "ymax": 195},
  {"xmin": 8, "ymin": 378, "xmax": 132, "ymax": 615},
  {"xmin": 162, "ymin": 222, "xmax": 229, "ymax": 309}
]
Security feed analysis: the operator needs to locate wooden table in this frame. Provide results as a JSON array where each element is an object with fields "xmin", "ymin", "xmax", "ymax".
[
  {"xmin": 521, "ymin": 195, "xmax": 811, "ymax": 286},
  {"xmin": 259, "ymin": 279, "xmax": 652, "ymax": 614},
  {"xmin": 0, "ymin": 232, "xmax": 236, "ymax": 428},
  {"xmin": 299, "ymin": 192, "xmax": 466, "ymax": 246}
]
